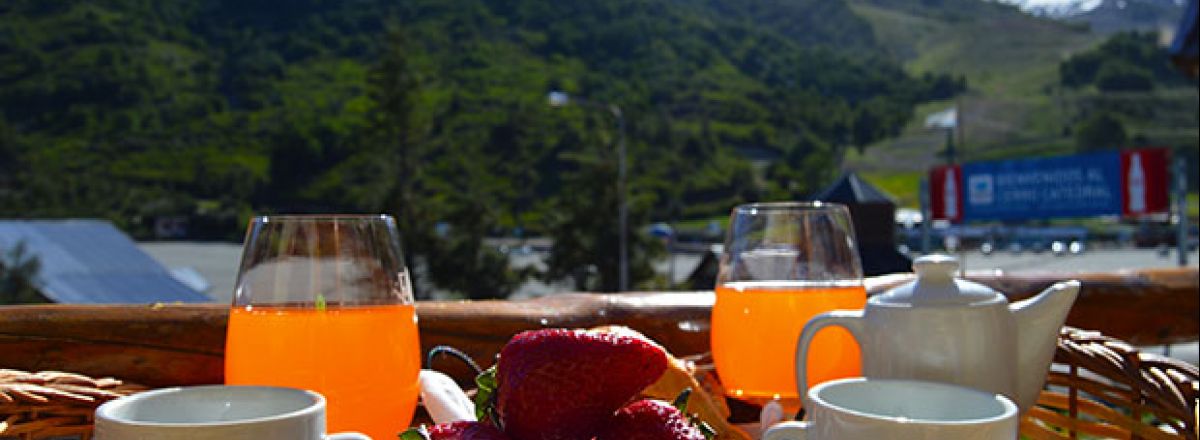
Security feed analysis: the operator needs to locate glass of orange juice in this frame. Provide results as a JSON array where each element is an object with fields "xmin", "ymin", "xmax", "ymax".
[
  {"xmin": 225, "ymin": 215, "xmax": 421, "ymax": 439},
  {"xmin": 711, "ymin": 202, "xmax": 865, "ymax": 412}
]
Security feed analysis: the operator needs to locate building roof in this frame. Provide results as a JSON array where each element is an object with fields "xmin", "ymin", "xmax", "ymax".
[
  {"xmin": 811, "ymin": 172, "xmax": 896, "ymax": 205},
  {"xmin": 1170, "ymin": 0, "xmax": 1198, "ymax": 77},
  {"xmin": 0, "ymin": 220, "xmax": 210, "ymax": 303}
]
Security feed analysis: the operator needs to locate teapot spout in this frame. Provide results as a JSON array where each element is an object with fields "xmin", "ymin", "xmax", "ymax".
[{"xmin": 1010, "ymin": 280, "xmax": 1080, "ymax": 411}]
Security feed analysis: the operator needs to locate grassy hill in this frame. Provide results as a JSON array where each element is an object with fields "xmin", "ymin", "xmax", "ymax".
[
  {"xmin": 853, "ymin": 0, "xmax": 1096, "ymax": 95},
  {"xmin": 843, "ymin": 0, "xmax": 1197, "ymax": 209},
  {"xmin": 0, "ymin": 0, "xmax": 961, "ymax": 225},
  {"xmin": 1, "ymin": 0, "xmax": 1192, "ymax": 225}
]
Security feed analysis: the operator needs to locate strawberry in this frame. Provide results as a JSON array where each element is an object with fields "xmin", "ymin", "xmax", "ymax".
[
  {"xmin": 400, "ymin": 421, "xmax": 511, "ymax": 440},
  {"xmin": 483, "ymin": 328, "xmax": 668, "ymax": 440},
  {"xmin": 597, "ymin": 399, "xmax": 707, "ymax": 440}
]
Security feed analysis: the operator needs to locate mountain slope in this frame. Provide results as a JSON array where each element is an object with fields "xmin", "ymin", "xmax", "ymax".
[
  {"xmin": 852, "ymin": 0, "xmax": 1099, "ymax": 94},
  {"xmin": 842, "ymin": 0, "xmax": 1101, "ymax": 192},
  {"xmin": 843, "ymin": 0, "xmax": 1197, "ymax": 208},
  {"xmin": 0, "ymin": 0, "xmax": 957, "ymax": 233}
]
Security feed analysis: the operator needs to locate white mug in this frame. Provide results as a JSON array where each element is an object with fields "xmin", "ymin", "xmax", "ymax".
[
  {"xmin": 94, "ymin": 385, "xmax": 371, "ymax": 440},
  {"xmin": 763, "ymin": 378, "xmax": 1018, "ymax": 440}
]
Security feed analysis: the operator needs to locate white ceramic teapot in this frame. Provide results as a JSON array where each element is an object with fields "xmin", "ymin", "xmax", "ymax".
[{"xmin": 795, "ymin": 254, "xmax": 1079, "ymax": 414}]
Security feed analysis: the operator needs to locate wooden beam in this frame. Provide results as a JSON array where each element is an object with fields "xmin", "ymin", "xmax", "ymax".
[{"xmin": 0, "ymin": 267, "xmax": 1194, "ymax": 387}]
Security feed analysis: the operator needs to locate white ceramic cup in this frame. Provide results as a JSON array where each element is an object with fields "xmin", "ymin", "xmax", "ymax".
[
  {"xmin": 94, "ymin": 385, "xmax": 371, "ymax": 440},
  {"xmin": 762, "ymin": 378, "xmax": 1018, "ymax": 440}
]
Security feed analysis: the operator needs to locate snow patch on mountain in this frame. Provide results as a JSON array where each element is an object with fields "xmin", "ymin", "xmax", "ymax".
[{"xmin": 994, "ymin": 0, "xmax": 1104, "ymax": 17}]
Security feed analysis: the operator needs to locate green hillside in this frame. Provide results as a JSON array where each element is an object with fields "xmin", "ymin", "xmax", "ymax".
[
  {"xmin": 0, "ymin": 0, "xmax": 953, "ymax": 219},
  {"xmin": 0, "ymin": 0, "xmax": 965, "ymax": 294},
  {"xmin": 2, "ymin": 0, "xmax": 1193, "ymax": 294},
  {"xmin": 853, "ymin": 0, "xmax": 1097, "ymax": 95},
  {"xmin": 843, "ymin": 0, "xmax": 1198, "ymax": 207},
  {"xmin": 847, "ymin": 0, "xmax": 1100, "ymax": 169}
]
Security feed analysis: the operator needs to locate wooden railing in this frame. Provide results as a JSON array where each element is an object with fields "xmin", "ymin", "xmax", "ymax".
[{"xmin": 0, "ymin": 267, "xmax": 1195, "ymax": 388}]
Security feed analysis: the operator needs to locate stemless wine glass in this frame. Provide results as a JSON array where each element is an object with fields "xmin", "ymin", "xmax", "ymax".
[
  {"xmin": 225, "ymin": 215, "xmax": 421, "ymax": 440},
  {"xmin": 711, "ymin": 202, "xmax": 865, "ymax": 412}
]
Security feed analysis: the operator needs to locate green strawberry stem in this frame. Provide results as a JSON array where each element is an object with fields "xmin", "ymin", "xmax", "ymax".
[
  {"xmin": 673, "ymin": 388, "xmax": 716, "ymax": 440},
  {"xmin": 399, "ymin": 426, "xmax": 431, "ymax": 440},
  {"xmin": 672, "ymin": 388, "xmax": 692, "ymax": 413},
  {"xmin": 474, "ymin": 366, "xmax": 502, "ymax": 430},
  {"xmin": 693, "ymin": 418, "xmax": 717, "ymax": 440}
]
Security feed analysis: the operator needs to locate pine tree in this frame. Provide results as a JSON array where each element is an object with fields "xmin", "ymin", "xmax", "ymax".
[{"xmin": 0, "ymin": 242, "xmax": 43, "ymax": 304}]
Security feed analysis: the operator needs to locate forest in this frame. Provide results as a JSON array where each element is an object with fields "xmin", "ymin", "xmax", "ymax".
[
  {"xmin": 15, "ymin": 1, "xmax": 1191, "ymax": 297},
  {"xmin": 0, "ymin": 0, "xmax": 971, "ymax": 296}
]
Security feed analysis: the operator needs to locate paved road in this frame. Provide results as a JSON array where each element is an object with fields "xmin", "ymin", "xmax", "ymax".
[{"xmin": 953, "ymin": 247, "xmax": 1198, "ymax": 275}]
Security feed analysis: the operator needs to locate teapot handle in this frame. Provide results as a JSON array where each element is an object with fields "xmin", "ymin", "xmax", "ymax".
[
  {"xmin": 795, "ymin": 310, "xmax": 865, "ymax": 408},
  {"xmin": 763, "ymin": 421, "xmax": 810, "ymax": 440}
]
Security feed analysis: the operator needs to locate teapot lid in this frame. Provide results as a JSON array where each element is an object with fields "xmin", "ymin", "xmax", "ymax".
[{"xmin": 872, "ymin": 254, "xmax": 1005, "ymax": 306}]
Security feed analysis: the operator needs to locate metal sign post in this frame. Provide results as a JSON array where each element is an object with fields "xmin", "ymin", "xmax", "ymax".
[
  {"xmin": 1176, "ymin": 157, "xmax": 1189, "ymax": 266},
  {"xmin": 919, "ymin": 177, "xmax": 931, "ymax": 254}
]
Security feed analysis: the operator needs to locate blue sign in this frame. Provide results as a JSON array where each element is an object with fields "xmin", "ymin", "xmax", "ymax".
[{"xmin": 961, "ymin": 151, "xmax": 1122, "ymax": 221}]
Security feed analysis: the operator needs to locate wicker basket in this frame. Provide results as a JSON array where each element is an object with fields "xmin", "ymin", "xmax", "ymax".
[
  {"xmin": 1022, "ymin": 327, "xmax": 1198, "ymax": 440},
  {"xmin": 1, "ymin": 327, "xmax": 1196, "ymax": 439},
  {"xmin": 0, "ymin": 370, "xmax": 144, "ymax": 440}
]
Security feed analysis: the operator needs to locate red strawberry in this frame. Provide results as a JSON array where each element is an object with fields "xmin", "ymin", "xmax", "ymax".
[
  {"xmin": 401, "ymin": 421, "xmax": 511, "ymax": 440},
  {"xmin": 597, "ymin": 399, "xmax": 707, "ymax": 440},
  {"xmin": 489, "ymin": 328, "xmax": 668, "ymax": 440}
]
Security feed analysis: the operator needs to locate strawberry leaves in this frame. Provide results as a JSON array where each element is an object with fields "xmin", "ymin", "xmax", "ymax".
[
  {"xmin": 399, "ymin": 426, "xmax": 431, "ymax": 440},
  {"xmin": 672, "ymin": 388, "xmax": 716, "ymax": 440},
  {"xmin": 473, "ymin": 366, "xmax": 501, "ymax": 430}
]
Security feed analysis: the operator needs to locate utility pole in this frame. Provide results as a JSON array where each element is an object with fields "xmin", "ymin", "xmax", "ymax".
[
  {"xmin": 920, "ymin": 177, "xmax": 932, "ymax": 254},
  {"xmin": 944, "ymin": 128, "xmax": 956, "ymax": 165},
  {"xmin": 615, "ymin": 104, "xmax": 628, "ymax": 291},
  {"xmin": 1176, "ymin": 157, "xmax": 1190, "ymax": 266},
  {"xmin": 956, "ymin": 98, "xmax": 965, "ymax": 160},
  {"xmin": 548, "ymin": 91, "xmax": 629, "ymax": 291}
]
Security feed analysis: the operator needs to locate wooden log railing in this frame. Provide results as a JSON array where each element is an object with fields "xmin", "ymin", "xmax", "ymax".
[{"xmin": 0, "ymin": 267, "xmax": 1195, "ymax": 388}]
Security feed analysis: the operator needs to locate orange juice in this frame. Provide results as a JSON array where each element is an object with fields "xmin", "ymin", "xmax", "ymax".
[
  {"xmin": 226, "ymin": 303, "xmax": 420, "ymax": 439},
  {"xmin": 711, "ymin": 281, "xmax": 865, "ymax": 409}
]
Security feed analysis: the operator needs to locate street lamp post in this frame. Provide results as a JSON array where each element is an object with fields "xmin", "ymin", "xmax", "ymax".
[{"xmin": 548, "ymin": 91, "xmax": 629, "ymax": 292}]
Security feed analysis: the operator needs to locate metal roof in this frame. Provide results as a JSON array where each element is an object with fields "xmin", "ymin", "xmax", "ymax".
[
  {"xmin": 812, "ymin": 172, "xmax": 896, "ymax": 205},
  {"xmin": 0, "ymin": 220, "xmax": 210, "ymax": 303},
  {"xmin": 1169, "ymin": 0, "xmax": 1198, "ymax": 76}
]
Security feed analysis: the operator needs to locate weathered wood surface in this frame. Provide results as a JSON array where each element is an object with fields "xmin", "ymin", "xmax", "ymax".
[
  {"xmin": 0, "ymin": 267, "xmax": 1194, "ymax": 387},
  {"xmin": 963, "ymin": 267, "xmax": 1199, "ymax": 347},
  {"xmin": 0, "ymin": 304, "xmax": 227, "ymax": 387}
]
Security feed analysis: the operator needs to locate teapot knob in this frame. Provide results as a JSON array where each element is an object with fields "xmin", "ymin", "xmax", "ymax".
[
  {"xmin": 913, "ymin": 254, "xmax": 959, "ymax": 280},
  {"xmin": 881, "ymin": 254, "xmax": 997, "ymax": 305}
]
